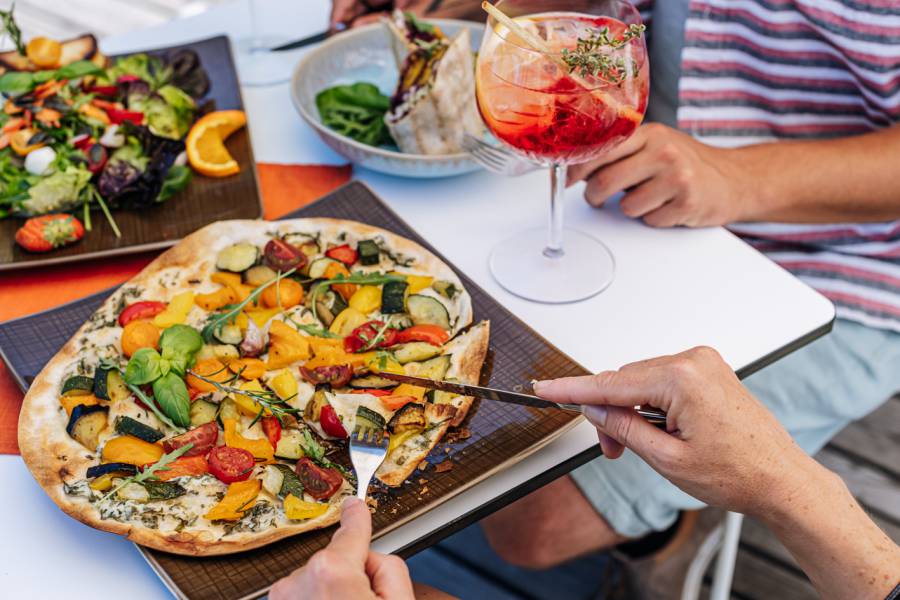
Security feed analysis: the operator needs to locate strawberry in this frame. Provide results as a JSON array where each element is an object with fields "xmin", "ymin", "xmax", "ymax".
[{"xmin": 15, "ymin": 214, "xmax": 85, "ymax": 253}]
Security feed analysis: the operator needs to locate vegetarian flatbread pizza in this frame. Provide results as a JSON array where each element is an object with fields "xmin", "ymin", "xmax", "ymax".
[{"xmin": 18, "ymin": 218, "xmax": 489, "ymax": 555}]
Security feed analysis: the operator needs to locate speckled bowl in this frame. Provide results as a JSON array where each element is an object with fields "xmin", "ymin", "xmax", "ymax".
[{"xmin": 291, "ymin": 19, "xmax": 484, "ymax": 179}]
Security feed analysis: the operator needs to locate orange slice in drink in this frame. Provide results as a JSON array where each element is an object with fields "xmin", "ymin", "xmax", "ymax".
[{"xmin": 186, "ymin": 110, "xmax": 246, "ymax": 177}]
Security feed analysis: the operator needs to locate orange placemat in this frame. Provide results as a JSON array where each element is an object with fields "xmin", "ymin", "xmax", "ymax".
[{"xmin": 0, "ymin": 162, "xmax": 351, "ymax": 454}]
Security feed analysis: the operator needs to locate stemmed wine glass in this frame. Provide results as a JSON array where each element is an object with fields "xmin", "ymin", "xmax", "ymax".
[
  {"xmin": 233, "ymin": 0, "xmax": 292, "ymax": 87},
  {"xmin": 475, "ymin": 0, "xmax": 649, "ymax": 303}
]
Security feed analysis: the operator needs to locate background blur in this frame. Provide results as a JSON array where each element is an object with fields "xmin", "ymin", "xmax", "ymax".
[{"xmin": 0, "ymin": 0, "xmax": 229, "ymax": 42}]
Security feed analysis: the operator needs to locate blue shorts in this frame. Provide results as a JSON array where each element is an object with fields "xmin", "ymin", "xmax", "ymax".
[{"xmin": 569, "ymin": 318, "xmax": 900, "ymax": 537}]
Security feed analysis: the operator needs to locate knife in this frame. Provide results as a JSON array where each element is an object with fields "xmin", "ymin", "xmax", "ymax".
[
  {"xmin": 374, "ymin": 372, "xmax": 668, "ymax": 426},
  {"xmin": 269, "ymin": 30, "xmax": 330, "ymax": 52}
]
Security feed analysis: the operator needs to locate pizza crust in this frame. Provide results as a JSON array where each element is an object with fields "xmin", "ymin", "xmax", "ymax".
[{"xmin": 17, "ymin": 218, "xmax": 483, "ymax": 556}]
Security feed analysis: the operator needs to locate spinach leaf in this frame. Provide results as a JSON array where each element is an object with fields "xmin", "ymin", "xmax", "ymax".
[
  {"xmin": 273, "ymin": 464, "xmax": 304, "ymax": 499},
  {"xmin": 159, "ymin": 324, "xmax": 202, "ymax": 375},
  {"xmin": 55, "ymin": 60, "xmax": 103, "ymax": 80},
  {"xmin": 0, "ymin": 71, "xmax": 33, "ymax": 95},
  {"xmin": 124, "ymin": 348, "xmax": 163, "ymax": 385},
  {"xmin": 152, "ymin": 371, "xmax": 191, "ymax": 427},
  {"xmin": 315, "ymin": 82, "xmax": 394, "ymax": 147},
  {"xmin": 0, "ymin": 61, "xmax": 102, "ymax": 96}
]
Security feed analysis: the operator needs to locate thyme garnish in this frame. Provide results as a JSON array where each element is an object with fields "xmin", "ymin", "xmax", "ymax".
[
  {"xmin": 101, "ymin": 443, "xmax": 194, "ymax": 502},
  {"xmin": 560, "ymin": 24, "xmax": 646, "ymax": 83}
]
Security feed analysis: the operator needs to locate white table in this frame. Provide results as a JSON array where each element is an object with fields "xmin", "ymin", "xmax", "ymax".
[{"xmin": 0, "ymin": 1, "xmax": 835, "ymax": 598}]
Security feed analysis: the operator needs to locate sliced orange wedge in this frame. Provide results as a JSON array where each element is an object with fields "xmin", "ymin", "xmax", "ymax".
[{"xmin": 186, "ymin": 110, "xmax": 247, "ymax": 177}]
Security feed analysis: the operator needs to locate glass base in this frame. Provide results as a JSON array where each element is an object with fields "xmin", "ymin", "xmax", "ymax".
[
  {"xmin": 489, "ymin": 227, "xmax": 615, "ymax": 303},
  {"xmin": 234, "ymin": 36, "xmax": 291, "ymax": 87}
]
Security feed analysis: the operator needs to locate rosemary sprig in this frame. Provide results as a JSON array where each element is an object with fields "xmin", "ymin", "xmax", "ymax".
[
  {"xmin": 0, "ymin": 4, "xmax": 25, "ymax": 56},
  {"xmin": 560, "ymin": 24, "xmax": 646, "ymax": 83},
  {"xmin": 201, "ymin": 268, "xmax": 297, "ymax": 343},
  {"xmin": 309, "ymin": 272, "xmax": 406, "ymax": 322},
  {"xmin": 185, "ymin": 371, "xmax": 299, "ymax": 424},
  {"xmin": 101, "ymin": 443, "xmax": 194, "ymax": 502}
]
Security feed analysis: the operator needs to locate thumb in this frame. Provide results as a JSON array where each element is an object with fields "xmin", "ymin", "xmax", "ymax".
[{"xmin": 584, "ymin": 405, "xmax": 681, "ymax": 467}]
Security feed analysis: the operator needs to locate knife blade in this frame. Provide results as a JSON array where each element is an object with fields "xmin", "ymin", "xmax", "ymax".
[
  {"xmin": 373, "ymin": 372, "xmax": 668, "ymax": 426},
  {"xmin": 269, "ymin": 30, "xmax": 330, "ymax": 52}
]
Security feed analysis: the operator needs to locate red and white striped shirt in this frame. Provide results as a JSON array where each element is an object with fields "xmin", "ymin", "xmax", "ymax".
[{"xmin": 637, "ymin": 0, "xmax": 900, "ymax": 332}]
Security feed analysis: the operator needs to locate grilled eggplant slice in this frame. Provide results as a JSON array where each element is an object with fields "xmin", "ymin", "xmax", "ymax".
[
  {"xmin": 114, "ymin": 416, "xmax": 164, "ymax": 443},
  {"xmin": 388, "ymin": 403, "xmax": 426, "ymax": 434},
  {"xmin": 86, "ymin": 462, "xmax": 138, "ymax": 479},
  {"xmin": 66, "ymin": 404, "xmax": 108, "ymax": 449}
]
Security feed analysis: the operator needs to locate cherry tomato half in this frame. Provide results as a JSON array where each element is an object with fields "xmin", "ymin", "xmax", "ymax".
[
  {"xmin": 344, "ymin": 320, "xmax": 398, "ymax": 353},
  {"xmin": 261, "ymin": 417, "xmax": 282, "ymax": 449},
  {"xmin": 325, "ymin": 244, "xmax": 358, "ymax": 267},
  {"xmin": 263, "ymin": 238, "xmax": 307, "ymax": 272},
  {"xmin": 208, "ymin": 446, "xmax": 256, "ymax": 484},
  {"xmin": 393, "ymin": 324, "xmax": 450, "ymax": 347},
  {"xmin": 162, "ymin": 422, "xmax": 218, "ymax": 457},
  {"xmin": 118, "ymin": 300, "xmax": 167, "ymax": 326},
  {"xmin": 295, "ymin": 457, "xmax": 343, "ymax": 500},
  {"xmin": 319, "ymin": 404, "xmax": 348, "ymax": 438},
  {"xmin": 106, "ymin": 108, "xmax": 144, "ymax": 125},
  {"xmin": 299, "ymin": 364, "xmax": 353, "ymax": 388},
  {"xmin": 349, "ymin": 389, "xmax": 393, "ymax": 397}
]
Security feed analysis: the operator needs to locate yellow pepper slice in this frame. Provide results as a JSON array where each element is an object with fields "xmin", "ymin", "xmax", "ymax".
[
  {"xmin": 388, "ymin": 428, "xmax": 423, "ymax": 456},
  {"xmin": 223, "ymin": 418, "xmax": 275, "ymax": 462},
  {"xmin": 204, "ymin": 479, "xmax": 261, "ymax": 521},
  {"xmin": 283, "ymin": 494, "xmax": 330, "ymax": 520},
  {"xmin": 367, "ymin": 354, "xmax": 404, "ymax": 375},
  {"xmin": 348, "ymin": 286, "xmax": 382, "ymax": 315},
  {"xmin": 329, "ymin": 307, "xmax": 368, "ymax": 337},
  {"xmin": 228, "ymin": 358, "xmax": 267, "ymax": 380},
  {"xmin": 102, "ymin": 435, "xmax": 164, "ymax": 466},
  {"xmin": 405, "ymin": 275, "xmax": 434, "ymax": 294},
  {"xmin": 246, "ymin": 307, "xmax": 282, "ymax": 329},
  {"xmin": 153, "ymin": 291, "xmax": 195, "ymax": 327},
  {"xmin": 392, "ymin": 383, "xmax": 427, "ymax": 402},
  {"xmin": 269, "ymin": 368, "xmax": 298, "ymax": 401},
  {"xmin": 232, "ymin": 380, "xmax": 272, "ymax": 417},
  {"xmin": 266, "ymin": 320, "xmax": 311, "ymax": 369}
]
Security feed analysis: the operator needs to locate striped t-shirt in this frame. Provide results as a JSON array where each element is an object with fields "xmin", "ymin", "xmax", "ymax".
[{"xmin": 636, "ymin": 0, "xmax": 900, "ymax": 332}]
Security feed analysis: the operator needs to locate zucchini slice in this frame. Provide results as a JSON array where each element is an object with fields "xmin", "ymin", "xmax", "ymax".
[
  {"xmin": 214, "ymin": 324, "xmax": 243, "ymax": 345},
  {"xmin": 66, "ymin": 404, "xmax": 109, "ymax": 449},
  {"xmin": 274, "ymin": 428, "xmax": 306, "ymax": 460},
  {"xmin": 381, "ymin": 280, "xmax": 407, "ymax": 314},
  {"xmin": 357, "ymin": 239, "xmax": 380, "ymax": 266},
  {"xmin": 393, "ymin": 342, "xmax": 442, "ymax": 364},
  {"xmin": 92, "ymin": 368, "xmax": 113, "ymax": 400},
  {"xmin": 217, "ymin": 397, "xmax": 241, "ymax": 425},
  {"xmin": 216, "ymin": 242, "xmax": 259, "ymax": 272},
  {"xmin": 190, "ymin": 399, "xmax": 219, "ymax": 426},
  {"xmin": 303, "ymin": 389, "xmax": 329, "ymax": 423},
  {"xmin": 356, "ymin": 405, "xmax": 386, "ymax": 430},
  {"xmin": 387, "ymin": 403, "xmax": 425, "ymax": 434},
  {"xmin": 243, "ymin": 264, "xmax": 277, "ymax": 287},
  {"xmin": 415, "ymin": 355, "xmax": 451, "ymax": 380},
  {"xmin": 94, "ymin": 368, "xmax": 130, "ymax": 402},
  {"xmin": 86, "ymin": 462, "xmax": 138, "ymax": 479},
  {"xmin": 407, "ymin": 294, "xmax": 451, "ymax": 329},
  {"xmin": 349, "ymin": 375, "xmax": 397, "ymax": 389},
  {"xmin": 62, "ymin": 375, "xmax": 95, "ymax": 397},
  {"xmin": 308, "ymin": 257, "xmax": 340, "ymax": 280},
  {"xmin": 114, "ymin": 416, "xmax": 164, "ymax": 443},
  {"xmin": 432, "ymin": 280, "xmax": 459, "ymax": 300}
]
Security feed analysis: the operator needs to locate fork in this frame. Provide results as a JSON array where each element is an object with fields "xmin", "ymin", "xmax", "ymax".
[
  {"xmin": 462, "ymin": 134, "xmax": 540, "ymax": 177},
  {"xmin": 348, "ymin": 409, "xmax": 390, "ymax": 500}
]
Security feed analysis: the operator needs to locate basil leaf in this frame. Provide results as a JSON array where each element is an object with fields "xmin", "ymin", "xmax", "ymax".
[
  {"xmin": 159, "ymin": 324, "xmax": 203, "ymax": 375},
  {"xmin": 0, "ymin": 71, "xmax": 34, "ymax": 95},
  {"xmin": 55, "ymin": 60, "xmax": 103, "ymax": 79},
  {"xmin": 124, "ymin": 348, "xmax": 163, "ymax": 385},
  {"xmin": 152, "ymin": 371, "xmax": 191, "ymax": 427}
]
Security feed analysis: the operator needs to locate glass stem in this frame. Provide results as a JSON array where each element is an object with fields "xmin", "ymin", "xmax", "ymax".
[{"xmin": 544, "ymin": 163, "xmax": 566, "ymax": 259}]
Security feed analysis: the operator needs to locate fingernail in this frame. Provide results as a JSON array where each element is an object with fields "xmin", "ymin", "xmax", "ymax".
[
  {"xmin": 584, "ymin": 405, "xmax": 608, "ymax": 427},
  {"xmin": 532, "ymin": 380, "xmax": 549, "ymax": 395}
]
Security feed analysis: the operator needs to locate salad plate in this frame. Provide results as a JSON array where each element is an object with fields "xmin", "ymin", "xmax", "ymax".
[
  {"xmin": 0, "ymin": 35, "xmax": 261, "ymax": 271},
  {"xmin": 291, "ymin": 18, "xmax": 484, "ymax": 179}
]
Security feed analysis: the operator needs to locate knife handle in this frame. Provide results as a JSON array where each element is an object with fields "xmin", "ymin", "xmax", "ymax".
[{"xmin": 558, "ymin": 403, "xmax": 669, "ymax": 429}]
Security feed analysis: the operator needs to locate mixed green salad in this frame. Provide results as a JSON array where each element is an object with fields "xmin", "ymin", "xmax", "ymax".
[{"xmin": 0, "ymin": 16, "xmax": 210, "ymax": 240}]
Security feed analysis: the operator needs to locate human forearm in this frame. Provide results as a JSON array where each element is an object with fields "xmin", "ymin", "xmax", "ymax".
[
  {"xmin": 757, "ymin": 456, "xmax": 900, "ymax": 600},
  {"xmin": 736, "ymin": 125, "xmax": 900, "ymax": 223}
]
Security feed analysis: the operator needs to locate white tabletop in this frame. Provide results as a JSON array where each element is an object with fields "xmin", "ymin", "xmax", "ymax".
[{"xmin": 0, "ymin": 1, "xmax": 835, "ymax": 598}]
